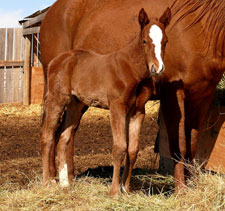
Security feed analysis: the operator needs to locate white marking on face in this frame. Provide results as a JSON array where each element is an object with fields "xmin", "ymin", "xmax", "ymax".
[
  {"xmin": 149, "ymin": 25, "xmax": 164, "ymax": 73},
  {"xmin": 59, "ymin": 163, "xmax": 69, "ymax": 187}
]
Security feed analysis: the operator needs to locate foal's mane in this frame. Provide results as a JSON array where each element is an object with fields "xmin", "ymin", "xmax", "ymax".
[{"xmin": 171, "ymin": 0, "xmax": 225, "ymax": 58}]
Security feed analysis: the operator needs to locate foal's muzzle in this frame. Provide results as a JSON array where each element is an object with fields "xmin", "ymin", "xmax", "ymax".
[{"xmin": 150, "ymin": 64, "xmax": 165, "ymax": 76}]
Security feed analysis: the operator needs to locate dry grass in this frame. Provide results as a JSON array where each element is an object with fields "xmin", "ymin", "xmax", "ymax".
[
  {"xmin": 0, "ymin": 102, "xmax": 225, "ymax": 210},
  {"xmin": 0, "ymin": 103, "xmax": 42, "ymax": 117},
  {"xmin": 0, "ymin": 166, "xmax": 224, "ymax": 211},
  {"xmin": 0, "ymin": 101, "xmax": 160, "ymax": 117}
]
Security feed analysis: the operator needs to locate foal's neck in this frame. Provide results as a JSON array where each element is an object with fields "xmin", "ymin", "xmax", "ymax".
[{"xmin": 122, "ymin": 32, "xmax": 149, "ymax": 79}]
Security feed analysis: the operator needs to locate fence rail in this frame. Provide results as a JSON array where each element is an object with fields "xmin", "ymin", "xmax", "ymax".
[
  {"xmin": 0, "ymin": 60, "xmax": 24, "ymax": 67},
  {"xmin": 0, "ymin": 28, "xmax": 24, "ymax": 103}
]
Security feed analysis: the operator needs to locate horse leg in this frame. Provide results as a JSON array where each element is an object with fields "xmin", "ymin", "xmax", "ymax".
[
  {"xmin": 41, "ymin": 81, "xmax": 57, "ymax": 180},
  {"xmin": 161, "ymin": 85, "xmax": 186, "ymax": 193},
  {"xmin": 49, "ymin": 143, "xmax": 56, "ymax": 180},
  {"xmin": 57, "ymin": 98, "xmax": 88, "ymax": 187},
  {"xmin": 109, "ymin": 101, "xmax": 127, "ymax": 197},
  {"xmin": 174, "ymin": 88, "xmax": 186, "ymax": 191},
  {"xmin": 60, "ymin": 99, "xmax": 88, "ymax": 182},
  {"xmin": 40, "ymin": 94, "xmax": 70, "ymax": 185},
  {"xmin": 185, "ymin": 94, "xmax": 215, "ymax": 177},
  {"xmin": 122, "ymin": 109, "xmax": 145, "ymax": 193},
  {"xmin": 122, "ymin": 83, "xmax": 151, "ymax": 193}
]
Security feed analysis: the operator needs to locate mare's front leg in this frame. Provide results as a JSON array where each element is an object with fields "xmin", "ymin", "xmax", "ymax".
[
  {"xmin": 161, "ymin": 84, "xmax": 186, "ymax": 193},
  {"xmin": 185, "ymin": 93, "xmax": 215, "ymax": 175},
  {"xmin": 40, "ymin": 93, "xmax": 70, "ymax": 185},
  {"xmin": 57, "ymin": 98, "xmax": 88, "ymax": 187},
  {"xmin": 109, "ymin": 100, "xmax": 128, "ymax": 197},
  {"xmin": 122, "ymin": 83, "xmax": 152, "ymax": 193}
]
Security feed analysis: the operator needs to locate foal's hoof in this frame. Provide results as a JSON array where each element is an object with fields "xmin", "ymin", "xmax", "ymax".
[
  {"xmin": 43, "ymin": 179, "xmax": 57, "ymax": 187},
  {"xmin": 109, "ymin": 188, "xmax": 120, "ymax": 197},
  {"xmin": 121, "ymin": 184, "xmax": 129, "ymax": 194},
  {"xmin": 59, "ymin": 180, "xmax": 69, "ymax": 188}
]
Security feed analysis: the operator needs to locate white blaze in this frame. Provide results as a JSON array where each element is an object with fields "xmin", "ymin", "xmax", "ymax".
[
  {"xmin": 149, "ymin": 25, "xmax": 164, "ymax": 72},
  {"xmin": 59, "ymin": 163, "xmax": 69, "ymax": 187}
]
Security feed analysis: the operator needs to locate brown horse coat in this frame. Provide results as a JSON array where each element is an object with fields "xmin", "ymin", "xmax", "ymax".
[
  {"xmin": 40, "ymin": 0, "xmax": 225, "ymax": 193},
  {"xmin": 41, "ymin": 8, "xmax": 170, "ymax": 196}
]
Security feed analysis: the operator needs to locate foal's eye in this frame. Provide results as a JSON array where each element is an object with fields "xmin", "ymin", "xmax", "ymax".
[
  {"xmin": 143, "ymin": 40, "xmax": 147, "ymax": 44},
  {"xmin": 164, "ymin": 40, "xmax": 168, "ymax": 46}
]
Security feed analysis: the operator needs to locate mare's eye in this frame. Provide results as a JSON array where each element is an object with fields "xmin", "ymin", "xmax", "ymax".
[{"xmin": 143, "ymin": 40, "xmax": 147, "ymax": 44}]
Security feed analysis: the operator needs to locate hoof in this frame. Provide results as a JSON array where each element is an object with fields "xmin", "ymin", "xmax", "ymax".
[
  {"xmin": 68, "ymin": 174, "xmax": 75, "ymax": 182},
  {"xmin": 60, "ymin": 181, "xmax": 69, "ymax": 188},
  {"xmin": 121, "ymin": 184, "xmax": 129, "ymax": 194},
  {"xmin": 109, "ymin": 188, "xmax": 120, "ymax": 197},
  {"xmin": 43, "ymin": 178, "xmax": 57, "ymax": 187},
  {"xmin": 49, "ymin": 179, "xmax": 57, "ymax": 186}
]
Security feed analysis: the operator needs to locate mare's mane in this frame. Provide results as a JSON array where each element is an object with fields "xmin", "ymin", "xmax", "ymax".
[{"xmin": 171, "ymin": 0, "xmax": 225, "ymax": 58}]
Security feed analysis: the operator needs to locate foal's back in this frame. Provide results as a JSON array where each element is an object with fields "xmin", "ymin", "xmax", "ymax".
[{"xmin": 48, "ymin": 49, "xmax": 140, "ymax": 108}]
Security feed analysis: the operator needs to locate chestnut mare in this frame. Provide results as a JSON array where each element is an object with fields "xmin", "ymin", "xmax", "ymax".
[
  {"xmin": 40, "ymin": 0, "xmax": 225, "ymax": 193},
  {"xmin": 40, "ymin": 8, "xmax": 170, "ymax": 196}
]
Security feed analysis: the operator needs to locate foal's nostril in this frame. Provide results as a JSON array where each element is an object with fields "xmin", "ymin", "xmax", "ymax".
[
  {"xmin": 151, "ymin": 64, "xmax": 156, "ymax": 74},
  {"xmin": 160, "ymin": 64, "xmax": 165, "ymax": 73},
  {"xmin": 150, "ymin": 64, "xmax": 164, "ymax": 76}
]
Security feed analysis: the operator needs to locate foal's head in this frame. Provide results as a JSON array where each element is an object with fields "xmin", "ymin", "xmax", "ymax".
[{"xmin": 139, "ymin": 8, "xmax": 171, "ymax": 76}]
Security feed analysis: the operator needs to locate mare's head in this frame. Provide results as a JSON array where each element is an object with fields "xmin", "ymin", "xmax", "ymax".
[{"xmin": 138, "ymin": 8, "xmax": 171, "ymax": 76}]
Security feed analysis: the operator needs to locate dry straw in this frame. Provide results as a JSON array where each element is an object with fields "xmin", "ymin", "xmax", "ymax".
[
  {"xmin": 0, "ymin": 102, "xmax": 224, "ymax": 210},
  {"xmin": 0, "ymin": 164, "xmax": 224, "ymax": 210}
]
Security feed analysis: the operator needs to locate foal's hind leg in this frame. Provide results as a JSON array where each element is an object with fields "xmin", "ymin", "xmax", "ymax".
[
  {"xmin": 57, "ymin": 98, "xmax": 88, "ymax": 187},
  {"xmin": 40, "ymin": 94, "xmax": 70, "ymax": 185},
  {"xmin": 109, "ymin": 100, "xmax": 127, "ymax": 197}
]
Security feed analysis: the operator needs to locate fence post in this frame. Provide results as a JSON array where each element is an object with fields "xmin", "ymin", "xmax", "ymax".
[{"xmin": 23, "ymin": 36, "xmax": 31, "ymax": 105}]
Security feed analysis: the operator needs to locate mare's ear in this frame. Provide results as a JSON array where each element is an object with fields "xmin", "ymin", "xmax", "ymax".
[
  {"xmin": 159, "ymin": 7, "xmax": 171, "ymax": 28},
  {"xmin": 138, "ymin": 8, "xmax": 149, "ymax": 30}
]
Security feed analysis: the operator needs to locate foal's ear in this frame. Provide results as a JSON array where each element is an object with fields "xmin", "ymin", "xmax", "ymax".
[
  {"xmin": 159, "ymin": 7, "xmax": 171, "ymax": 28},
  {"xmin": 138, "ymin": 8, "xmax": 149, "ymax": 30}
]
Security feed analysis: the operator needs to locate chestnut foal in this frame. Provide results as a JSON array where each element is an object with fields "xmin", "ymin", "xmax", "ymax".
[{"xmin": 40, "ymin": 8, "xmax": 170, "ymax": 196}]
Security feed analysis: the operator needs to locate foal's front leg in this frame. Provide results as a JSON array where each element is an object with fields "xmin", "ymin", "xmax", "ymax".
[
  {"xmin": 122, "ymin": 84, "xmax": 151, "ymax": 193},
  {"xmin": 109, "ymin": 101, "xmax": 127, "ymax": 197},
  {"xmin": 122, "ymin": 108, "xmax": 145, "ymax": 193}
]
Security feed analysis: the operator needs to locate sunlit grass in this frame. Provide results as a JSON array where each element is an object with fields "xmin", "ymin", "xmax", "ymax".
[{"xmin": 0, "ymin": 165, "xmax": 224, "ymax": 211}]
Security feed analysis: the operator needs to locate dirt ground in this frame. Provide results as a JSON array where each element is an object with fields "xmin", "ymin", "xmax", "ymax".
[{"xmin": 0, "ymin": 102, "xmax": 160, "ymax": 189}]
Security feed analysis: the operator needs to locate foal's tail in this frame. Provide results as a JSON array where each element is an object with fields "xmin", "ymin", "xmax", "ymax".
[
  {"xmin": 41, "ymin": 87, "xmax": 67, "ymax": 145},
  {"xmin": 41, "ymin": 64, "xmax": 47, "ymax": 128},
  {"xmin": 41, "ymin": 86, "xmax": 48, "ymax": 127}
]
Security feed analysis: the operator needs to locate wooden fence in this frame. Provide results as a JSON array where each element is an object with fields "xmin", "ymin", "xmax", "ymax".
[
  {"xmin": 0, "ymin": 28, "xmax": 42, "ymax": 104},
  {"xmin": 0, "ymin": 28, "xmax": 24, "ymax": 103}
]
